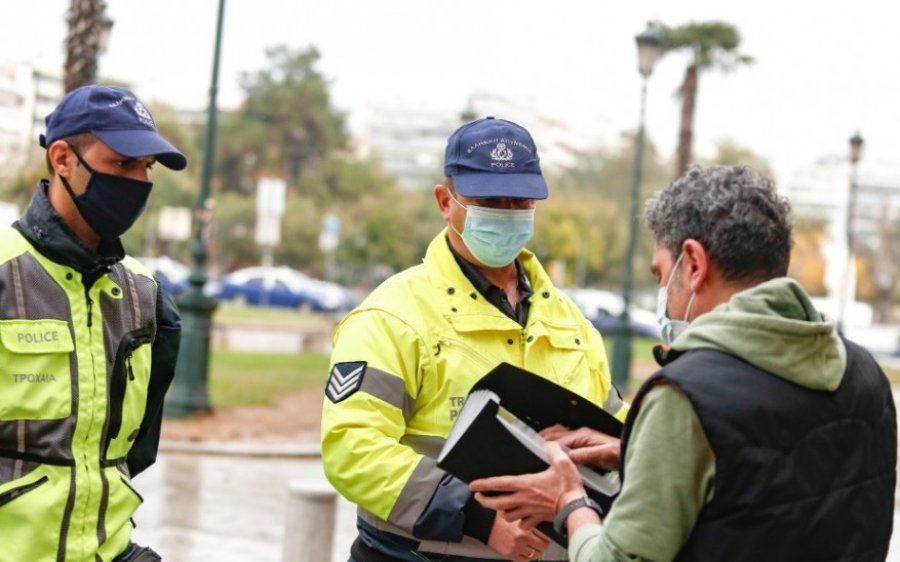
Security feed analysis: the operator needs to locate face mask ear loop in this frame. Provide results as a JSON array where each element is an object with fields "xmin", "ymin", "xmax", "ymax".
[
  {"xmin": 663, "ymin": 251, "xmax": 685, "ymax": 309},
  {"xmin": 446, "ymin": 188, "xmax": 468, "ymax": 240},
  {"xmin": 447, "ymin": 188, "xmax": 467, "ymax": 211},
  {"xmin": 59, "ymin": 174, "xmax": 80, "ymax": 203},
  {"xmin": 58, "ymin": 143, "xmax": 94, "ymax": 202},
  {"xmin": 683, "ymin": 291, "xmax": 697, "ymax": 323},
  {"xmin": 65, "ymin": 143, "xmax": 96, "ymax": 174}
]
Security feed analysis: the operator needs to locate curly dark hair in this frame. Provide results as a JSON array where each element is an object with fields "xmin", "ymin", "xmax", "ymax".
[{"xmin": 644, "ymin": 165, "xmax": 793, "ymax": 284}]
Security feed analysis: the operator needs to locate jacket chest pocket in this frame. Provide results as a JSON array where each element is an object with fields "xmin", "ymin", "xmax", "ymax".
[
  {"xmin": 107, "ymin": 327, "xmax": 153, "ymax": 451},
  {"xmin": 526, "ymin": 321, "xmax": 589, "ymax": 386},
  {"xmin": 0, "ymin": 319, "xmax": 74, "ymax": 421}
]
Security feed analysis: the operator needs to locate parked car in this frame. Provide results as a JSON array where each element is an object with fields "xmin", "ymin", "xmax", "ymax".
[
  {"xmin": 564, "ymin": 287, "xmax": 660, "ymax": 340},
  {"xmin": 218, "ymin": 266, "xmax": 357, "ymax": 313},
  {"xmin": 136, "ymin": 255, "xmax": 190, "ymax": 296}
]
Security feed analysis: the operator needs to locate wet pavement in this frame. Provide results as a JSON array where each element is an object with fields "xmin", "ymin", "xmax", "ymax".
[
  {"xmin": 131, "ymin": 450, "xmax": 356, "ymax": 562},
  {"xmin": 133, "ymin": 390, "xmax": 900, "ymax": 562}
]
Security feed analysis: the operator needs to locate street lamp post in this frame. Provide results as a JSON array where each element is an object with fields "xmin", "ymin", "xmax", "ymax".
[
  {"xmin": 164, "ymin": 0, "xmax": 226, "ymax": 418},
  {"xmin": 611, "ymin": 24, "xmax": 663, "ymax": 393},
  {"xmin": 837, "ymin": 131, "xmax": 864, "ymax": 333}
]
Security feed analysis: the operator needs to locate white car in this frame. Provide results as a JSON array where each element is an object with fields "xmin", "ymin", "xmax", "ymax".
[
  {"xmin": 136, "ymin": 255, "xmax": 190, "ymax": 295},
  {"xmin": 564, "ymin": 287, "xmax": 661, "ymax": 339}
]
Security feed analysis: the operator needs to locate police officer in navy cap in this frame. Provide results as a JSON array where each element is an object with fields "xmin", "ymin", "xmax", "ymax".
[
  {"xmin": 0, "ymin": 84, "xmax": 187, "ymax": 561},
  {"xmin": 322, "ymin": 116, "xmax": 628, "ymax": 562}
]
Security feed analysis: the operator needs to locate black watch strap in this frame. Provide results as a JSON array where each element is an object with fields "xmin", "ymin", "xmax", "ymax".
[{"xmin": 553, "ymin": 496, "xmax": 604, "ymax": 538}]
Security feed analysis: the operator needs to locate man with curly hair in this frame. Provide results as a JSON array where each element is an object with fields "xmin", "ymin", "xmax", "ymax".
[{"xmin": 472, "ymin": 165, "xmax": 897, "ymax": 561}]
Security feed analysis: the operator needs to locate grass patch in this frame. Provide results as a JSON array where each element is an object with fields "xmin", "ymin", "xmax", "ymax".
[
  {"xmin": 206, "ymin": 335, "xmax": 899, "ymax": 409},
  {"xmin": 208, "ymin": 349, "xmax": 330, "ymax": 407}
]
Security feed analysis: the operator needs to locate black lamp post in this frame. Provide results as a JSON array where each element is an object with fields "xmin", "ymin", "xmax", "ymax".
[
  {"xmin": 610, "ymin": 23, "xmax": 663, "ymax": 393},
  {"xmin": 164, "ymin": 0, "xmax": 226, "ymax": 418},
  {"xmin": 838, "ymin": 131, "xmax": 864, "ymax": 333}
]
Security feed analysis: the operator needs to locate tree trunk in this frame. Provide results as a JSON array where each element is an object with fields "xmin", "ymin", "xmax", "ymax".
[
  {"xmin": 675, "ymin": 64, "xmax": 699, "ymax": 178},
  {"xmin": 64, "ymin": 0, "xmax": 106, "ymax": 93}
]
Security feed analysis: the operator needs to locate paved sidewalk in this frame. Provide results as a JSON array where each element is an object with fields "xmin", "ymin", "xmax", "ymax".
[{"xmin": 132, "ymin": 448, "xmax": 355, "ymax": 562}]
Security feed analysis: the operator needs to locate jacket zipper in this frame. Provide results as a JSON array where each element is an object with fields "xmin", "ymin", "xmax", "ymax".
[
  {"xmin": 106, "ymin": 328, "xmax": 154, "ymax": 442},
  {"xmin": 85, "ymin": 291, "xmax": 93, "ymax": 328},
  {"xmin": 0, "ymin": 476, "xmax": 49, "ymax": 508}
]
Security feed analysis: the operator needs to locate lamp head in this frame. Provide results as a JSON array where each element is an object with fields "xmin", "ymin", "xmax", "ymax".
[
  {"xmin": 849, "ymin": 131, "xmax": 864, "ymax": 164},
  {"xmin": 635, "ymin": 23, "xmax": 664, "ymax": 77}
]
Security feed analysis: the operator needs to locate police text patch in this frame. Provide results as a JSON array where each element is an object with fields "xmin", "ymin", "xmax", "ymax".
[{"xmin": 326, "ymin": 361, "xmax": 367, "ymax": 403}]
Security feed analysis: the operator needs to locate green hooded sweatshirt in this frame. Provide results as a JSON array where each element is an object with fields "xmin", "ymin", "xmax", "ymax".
[{"xmin": 568, "ymin": 278, "xmax": 847, "ymax": 562}]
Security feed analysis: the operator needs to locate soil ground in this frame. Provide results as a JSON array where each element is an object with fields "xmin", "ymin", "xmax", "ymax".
[{"xmin": 160, "ymin": 389, "xmax": 324, "ymax": 444}]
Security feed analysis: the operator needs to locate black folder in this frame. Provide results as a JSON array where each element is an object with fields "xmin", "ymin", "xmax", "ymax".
[
  {"xmin": 469, "ymin": 362, "xmax": 623, "ymax": 437},
  {"xmin": 437, "ymin": 362, "xmax": 624, "ymax": 546}
]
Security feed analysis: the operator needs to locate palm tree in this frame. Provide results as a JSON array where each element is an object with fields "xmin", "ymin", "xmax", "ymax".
[
  {"xmin": 656, "ymin": 21, "xmax": 753, "ymax": 178},
  {"xmin": 64, "ymin": 0, "xmax": 112, "ymax": 92}
]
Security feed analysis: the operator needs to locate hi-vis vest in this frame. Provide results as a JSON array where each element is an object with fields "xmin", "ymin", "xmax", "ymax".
[{"xmin": 0, "ymin": 228, "xmax": 158, "ymax": 562}]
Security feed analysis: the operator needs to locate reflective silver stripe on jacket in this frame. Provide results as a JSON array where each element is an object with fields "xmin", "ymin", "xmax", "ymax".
[{"xmin": 358, "ymin": 365, "xmax": 415, "ymax": 423}]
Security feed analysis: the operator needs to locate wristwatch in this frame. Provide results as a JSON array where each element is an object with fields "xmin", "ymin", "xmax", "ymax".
[{"xmin": 553, "ymin": 496, "xmax": 604, "ymax": 538}]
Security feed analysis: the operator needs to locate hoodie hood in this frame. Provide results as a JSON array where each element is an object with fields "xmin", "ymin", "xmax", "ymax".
[{"xmin": 672, "ymin": 277, "xmax": 846, "ymax": 391}]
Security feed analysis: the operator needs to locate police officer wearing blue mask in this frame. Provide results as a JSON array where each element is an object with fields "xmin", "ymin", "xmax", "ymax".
[
  {"xmin": 322, "ymin": 117, "xmax": 627, "ymax": 562},
  {"xmin": 0, "ymin": 85, "xmax": 187, "ymax": 562}
]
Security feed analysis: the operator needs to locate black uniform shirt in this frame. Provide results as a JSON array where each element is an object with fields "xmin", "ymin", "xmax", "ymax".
[{"xmin": 447, "ymin": 238, "xmax": 533, "ymax": 326}]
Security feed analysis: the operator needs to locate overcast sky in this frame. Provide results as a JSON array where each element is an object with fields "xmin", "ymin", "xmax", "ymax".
[{"xmin": 2, "ymin": 0, "xmax": 896, "ymax": 181}]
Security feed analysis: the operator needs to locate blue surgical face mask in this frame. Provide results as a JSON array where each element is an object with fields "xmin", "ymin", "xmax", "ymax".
[
  {"xmin": 657, "ymin": 251, "xmax": 696, "ymax": 345},
  {"xmin": 448, "ymin": 190, "xmax": 535, "ymax": 268}
]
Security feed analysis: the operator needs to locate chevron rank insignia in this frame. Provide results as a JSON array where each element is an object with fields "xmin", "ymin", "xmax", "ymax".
[{"xmin": 326, "ymin": 361, "xmax": 367, "ymax": 403}]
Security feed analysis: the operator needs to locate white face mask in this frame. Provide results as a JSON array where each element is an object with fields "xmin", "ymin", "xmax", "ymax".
[{"xmin": 656, "ymin": 251, "xmax": 696, "ymax": 345}]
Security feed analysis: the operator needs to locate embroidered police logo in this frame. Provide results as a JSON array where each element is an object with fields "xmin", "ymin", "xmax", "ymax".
[
  {"xmin": 490, "ymin": 142, "xmax": 514, "ymax": 161},
  {"xmin": 325, "ymin": 361, "xmax": 366, "ymax": 403},
  {"xmin": 132, "ymin": 101, "xmax": 156, "ymax": 128}
]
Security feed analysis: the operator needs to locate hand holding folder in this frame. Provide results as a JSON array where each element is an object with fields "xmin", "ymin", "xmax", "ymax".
[{"xmin": 436, "ymin": 362, "xmax": 623, "ymax": 546}]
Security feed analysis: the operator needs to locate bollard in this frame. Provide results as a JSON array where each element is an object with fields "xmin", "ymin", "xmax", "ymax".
[{"xmin": 282, "ymin": 480, "xmax": 338, "ymax": 562}]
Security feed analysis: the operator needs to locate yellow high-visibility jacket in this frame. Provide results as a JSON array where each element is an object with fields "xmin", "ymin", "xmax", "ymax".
[
  {"xmin": 0, "ymin": 184, "xmax": 179, "ymax": 562},
  {"xmin": 321, "ymin": 231, "xmax": 627, "ymax": 561}
]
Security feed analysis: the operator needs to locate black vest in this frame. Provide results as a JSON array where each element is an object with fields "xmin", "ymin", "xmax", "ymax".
[{"xmin": 622, "ymin": 342, "xmax": 896, "ymax": 562}]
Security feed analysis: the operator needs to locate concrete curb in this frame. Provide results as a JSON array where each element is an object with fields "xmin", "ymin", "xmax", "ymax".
[{"xmin": 159, "ymin": 439, "xmax": 321, "ymax": 459}]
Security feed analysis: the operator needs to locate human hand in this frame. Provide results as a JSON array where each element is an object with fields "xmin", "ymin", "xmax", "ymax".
[
  {"xmin": 486, "ymin": 514, "xmax": 552, "ymax": 562},
  {"xmin": 540, "ymin": 425, "xmax": 621, "ymax": 471},
  {"xmin": 471, "ymin": 442, "xmax": 587, "ymax": 530}
]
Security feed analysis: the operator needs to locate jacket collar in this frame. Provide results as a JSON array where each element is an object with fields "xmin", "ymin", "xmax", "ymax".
[
  {"xmin": 15, "ymin": 180, "xmax": 124, "ymax": 279},
  {"xmin": 423, "ymin": 229, "xmax": 563, "ymax": 332}
]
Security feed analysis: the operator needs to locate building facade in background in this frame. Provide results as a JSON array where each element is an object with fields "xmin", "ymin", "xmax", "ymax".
[
  {"xmin": 354, "ymin": 91, "xmax": 613, "ymax": 189},
  {"xmin": 0, "ymin": 62, "xmax": 63, "ymax": 177},
  {"xmin": 781, "ymin": 157, "xmax": 900, "ymax": 327}
]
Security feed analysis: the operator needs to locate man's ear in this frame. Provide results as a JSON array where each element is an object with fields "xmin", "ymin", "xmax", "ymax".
[
  {"xmin": 47, "ymin": 141, "xmax": 74, "ymax": 178},
  {"xmin": 434, "ymin": 183, "xmax": 452, "ymax": 220},
  {"xmin": 681, "ymin": 239, "xmax": 709, "ymax": 292}
]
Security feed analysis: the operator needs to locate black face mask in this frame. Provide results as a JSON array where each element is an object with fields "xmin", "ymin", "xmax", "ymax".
[{"xmin": 60, "ymin": 145, "xmax": 153, "ymax": 241}]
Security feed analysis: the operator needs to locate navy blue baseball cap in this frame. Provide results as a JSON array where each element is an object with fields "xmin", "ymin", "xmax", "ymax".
[
  {"xmin": 444, "ymin": 116, "xmax": 548, "ymax": 200},
  {"xmin": 39, "ymin": 85, "xmax": 187, "ymax": 171}
]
